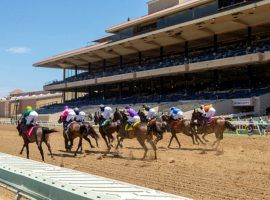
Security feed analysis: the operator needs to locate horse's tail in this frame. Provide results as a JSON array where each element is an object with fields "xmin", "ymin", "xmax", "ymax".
[
  {"xmin": 81, "ymin": 124, "xmax": 99, "ymax": 139},
  {"xmin": 225, "ymin": 121, "xmax": 236, "ymax": 132},
  {"xmin": 42, "ymin": 127, "xmax": 58, "ymax": 134}
]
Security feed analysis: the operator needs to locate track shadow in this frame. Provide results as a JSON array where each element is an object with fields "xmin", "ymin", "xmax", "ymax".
[
  {"xmin": 85, "ymin": 150, "xmax": 155, "ymax": 161},
  {"xmin": 180, "ymin": 147, "xmax": 215, "ymax": 152},
  {"xmin": 52, "ymin": 153, "xmax": 76, "ymax": 158},
  {"xmin": 126, "ymin": 147, "xmax": 143, "ymax": 150}
]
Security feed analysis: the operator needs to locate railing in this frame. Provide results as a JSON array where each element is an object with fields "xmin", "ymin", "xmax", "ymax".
[{"xmin": 0, "ymin": 153, "xmax": 188, "ymax": 200}]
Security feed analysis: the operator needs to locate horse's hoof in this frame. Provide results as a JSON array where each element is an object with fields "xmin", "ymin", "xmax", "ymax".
[{"xmin": 91, "ymin": 146, "xmax": 95, "ymax": 148}]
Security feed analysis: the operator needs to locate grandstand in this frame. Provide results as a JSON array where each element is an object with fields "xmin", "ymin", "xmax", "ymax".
[{"xmin": 34, "ymin": 0, "xmax": 270, "ymax": 116}]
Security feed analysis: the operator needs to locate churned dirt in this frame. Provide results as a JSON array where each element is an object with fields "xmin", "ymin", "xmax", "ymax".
[{"xmin": 0, "ymin": 125, "xmax": 269, "ymax": 200}]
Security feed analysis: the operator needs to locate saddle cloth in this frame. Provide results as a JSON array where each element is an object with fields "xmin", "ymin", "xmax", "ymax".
[
  {"xmin": 171, "ymin": 120, "xmax": 181, "ymax": 129},
  {"xmin": 125, "ymin": 121, "xmax": 140, "ymax": 131},
  {"xmin": 25, "ymin": 126, "xmax": 36, "ymax": 138}
]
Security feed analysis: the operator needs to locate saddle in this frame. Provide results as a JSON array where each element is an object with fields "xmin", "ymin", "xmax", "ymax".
[{"xmin": 125, "ymin": 121, "xmax": 140, "ymax": 132}]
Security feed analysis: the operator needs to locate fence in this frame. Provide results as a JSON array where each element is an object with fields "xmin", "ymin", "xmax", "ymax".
[{"xmin": 0, "ymin": 119, "xmax": 269, "ymax": 136}]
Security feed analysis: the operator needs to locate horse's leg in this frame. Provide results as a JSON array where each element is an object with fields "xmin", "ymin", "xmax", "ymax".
[
  {"xmin": 213, "ymin": 129, "xmax": 223, "ymax": 150},
  {"xmin": 202, "ymin": 133, "xmax": 209, "ymax": 142},
  {"xmin": 171, "ymin": 131, "xmax": 181, "ymax": 149},
  {"xmin": 44, "ymin": 137, "xmax": 54, "ymax": 159},
  {"xmin": 168, "ymin": 133, "xmax": 174, "ymax": 148},
  {"xmin": 116, "ymin": 136, "xmax": 124, "ymax": 150},
  {"xmin": 37, "ymin": 142, "xmax": 45, "ymax": 162},
  {"xmin": 154, "ymin": 131, "xmax": 163, "ymax": 145},
  {"xmin": 194, "ymin": 134, "xmax": 205, "ymax": 145},
  {"xmin": 83, "ymin": 135, "xmax": 95, "ymax": 149},
  {"xmin": 100, "ymin": 129, "xmax": 111, "ymax": 151},
  {"xmin": 136, "ymin": 137, "xmax": 148, "ymax": 160},
  {"xmin": 63, "ymin": 132, "xmax": 69, "ymax": 152},
  {"xmin": 147, "ymin": 137, "xmax": 157, "ymax": 160},
  {"xmin": 74, "ymin": 137, "xmax": 83, "ymax": 157},
  {"xmin": 26, "ymin": 143, "xmax": 29, "ymax": 159},
  {"xmin": 95, "ymin": 137, "xmax": 99, "ymax": 148},
  {"xmin": 69, "ymin": 138, "xmax": 74, "ymax": 151},
  {"xmin": 19, "ymin": 144, "xmax": 25, "ymax": 155},
  {"xmin": 108, "ymin": 135, "xmax": 114, "ymax": 148},
  {"xmin": 116, "ymin": 135, "xmax": 121, "ymax": 150}
]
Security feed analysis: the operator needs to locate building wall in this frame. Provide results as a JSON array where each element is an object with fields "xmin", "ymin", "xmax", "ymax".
[
  {"xmin": 0, "ymin": 101, "xmax": 10, "ymax": 118},
  {"xmin": 148, "ymin": 0, "xmax": 179, "ymax": 14},
  {"xmin": 0, "ymin": 95, "xmax": 63, "ymax": 118}
]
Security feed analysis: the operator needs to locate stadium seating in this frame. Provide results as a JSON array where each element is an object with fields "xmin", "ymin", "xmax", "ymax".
[
  {"xmin": 45, "ymin": 37, "xmax": 270, "ymax": 86},
  {"xmin": 37, "ymin": 86, "xmax": 270, "ymax": 114}
]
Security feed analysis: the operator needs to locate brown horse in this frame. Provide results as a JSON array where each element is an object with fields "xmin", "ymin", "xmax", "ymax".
[
  {"xmin": 114, "ymin": 109, "xmax": 157, "ymax": 160},
  {"xmin": 17, "ymin": 121, "xmax": 57, "ymax": 161},
  {"xmin": 191, "ymin": 109, "xmax": 236, "ymax": 149},
  {"xmin": 161, "ymin": 115, "xmax": 203, "ymax": 148},
  {"xmin": 58, "ymin": 117, "xmax": 99, "ymax": 156},
  {"xmin": 137, "ymin": 110, "xmax": 167, "ymax": 144},
  {"xmin": 94, "ymin": 112, "xmax": 118, "ymax": 152}
]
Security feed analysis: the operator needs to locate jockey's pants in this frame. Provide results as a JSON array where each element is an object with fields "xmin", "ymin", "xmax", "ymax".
[
  {"xmin": 127, "ymin": 116, "xmax": 141, "ymax": 123},
  {"xmin": 147, "ymin": 109, "xmax": 156, "ymax": 120},
  {"xmin": 172, "ymin": 112, "xmax": 183, "ymax": 120}
]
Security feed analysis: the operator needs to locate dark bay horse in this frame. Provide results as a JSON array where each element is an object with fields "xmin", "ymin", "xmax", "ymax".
[
  {"xmin": 17, "ymin": 121, "xmax": 57, "ymax": 162},
  {"xmin": 58, "ymin": 117, "xmax": 99, "ymax": 156},
  {"xmin": 191, "ymin": 109, "xmax": 236, "ymax": 149},
  {"xmin": 114, "ymin": 109, "xmax": 157, "ymax": 160},
  {"xmin": 161, "ymin": 115, "xmax": 203, "ymax": 148},
  {"xmin": 137, "ymin": 110, "xmax": 167, "ymax": 144},
  {"xmin": 94, "ymin": 112, "xmax": 118, "ymax": 152}
]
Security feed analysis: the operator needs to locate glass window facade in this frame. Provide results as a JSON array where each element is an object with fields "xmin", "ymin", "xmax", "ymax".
[{"xmin": 111, "ymin": 0, "xmax": 262, "ymax": 42}]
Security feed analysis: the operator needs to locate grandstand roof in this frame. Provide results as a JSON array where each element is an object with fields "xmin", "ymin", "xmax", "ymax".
[
  {"xmin": 106, "ymin": 0, "xmax": 213, "ymax": 33},
  {"xmin": 33, "ymin": 0, "xmax": 270, "ymax": 70}
]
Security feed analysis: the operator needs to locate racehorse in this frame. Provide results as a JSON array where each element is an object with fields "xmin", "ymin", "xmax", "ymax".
[
  {"xmin": 137, "ymin": 110, "xmax": 167, "ymax": 144},
  {"xmin": 161, "ymin": 115, "xmax": 203, "ymax": 148},
  {"xmin": 94, "ymin": 112, "xmax": 118, "ymax": 152},
  {"xmin": 114, "ymin": 109, "xmax": 157, "ymax": 160},
  {"xmin": 58, "ymin": 117, "xmax": 99, "ymax": 156},
  {"xmin": 17, "ymin": 121, "xmax": 57, "ymax": 162},
  {"xmin": 191, "ymin": 109, "xmax": 236, "ymax": 149}
]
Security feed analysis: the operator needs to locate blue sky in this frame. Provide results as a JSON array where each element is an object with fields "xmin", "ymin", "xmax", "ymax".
[{"xmin": 0, "ymin": 0, "xmax": 148, "ymax": 97}]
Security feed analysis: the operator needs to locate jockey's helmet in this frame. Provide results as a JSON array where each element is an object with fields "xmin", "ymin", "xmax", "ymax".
[
  {"xmin": 74, "ymin": 107, "xmax": 80, "ymax": 115},
  {"xmin": 204, "ymin": 105, "xmax": 212, "ymax": 112},
  {"xmin": 64, "ymin": 106, "xmax": 69, "ymax": 110},
  {"xmin": 26, "ymin": 106, "xmax": 32, "ymax": 111},
  {"xmin": 125, "ymin": 105, "xmax": 130, "ymax": 109}
]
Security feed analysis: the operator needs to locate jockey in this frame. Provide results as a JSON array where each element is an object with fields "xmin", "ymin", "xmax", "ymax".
[
  {"xmin": 170, "ymin": 107, "xmax": 184, "ymax": 120},
  {"xmin": 74, "ymin": 107, "xmax": 86, "ymax": 123},
  {"xmin": 61, "ymin": 106, "xmax": 76, "ymax": 132},
  {"xmin": 100, "ymin": 105, "xmax": 112, "ymax": 126},
  {"xmin": 142, "ymin": 104, "xmax": 156, "ymax": 121},
  {"xmin": 22, "ymin": 106, "xmax": 39, "ymax": 129},
  {"xmin": 60, "ymin": 106, "xmax": 69, "ymax": 122},
  {"xmin": 203, "ymin": 104, "xmax": 216, "ymax": 123},
  {"xmin": 126, "ymin": 105, "xmax": 140, "ymax": 124}
]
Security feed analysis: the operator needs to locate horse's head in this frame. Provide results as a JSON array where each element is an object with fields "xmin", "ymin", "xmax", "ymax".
[
  {"xmin": 16, "ymin": 120, "xmax": 23, "ymax": 136},
  {"xmin": 138, "ymin": 109, "xmax": 147, "ymax": 122},
  {"xmin": 161, "ymin": 114, "xmax": 169, "ymax": 123},
  {"xmin": 87, "ymin": 125, "xmax": 99, "ymax": 140},
  {"xmin": 58, "ymin": 116, "xmax": 63, "ymax": 124},
  {"xmin": 94, "ymin": 112, "xmax": 99, "ymax": 125},
  {"xmin": 192, "ymin": 108, "xmax": 204, "ymax": 123},
  {"xmin": 113, "ymin": 108, "xmax": 123, "ymax": 121}
]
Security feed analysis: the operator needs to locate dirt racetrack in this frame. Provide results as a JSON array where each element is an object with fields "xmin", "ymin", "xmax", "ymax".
[{"xmin": 0, "ymin": 125, "xmax": 269, "ymax": 200}]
